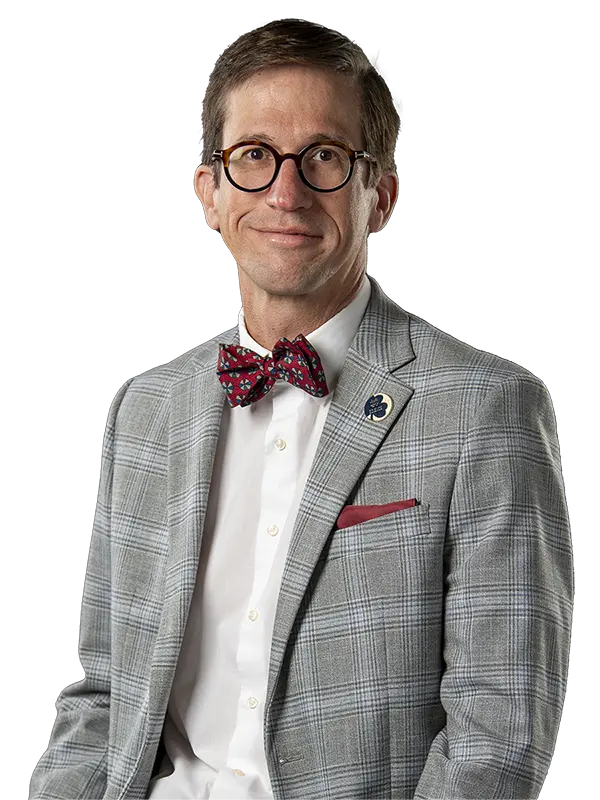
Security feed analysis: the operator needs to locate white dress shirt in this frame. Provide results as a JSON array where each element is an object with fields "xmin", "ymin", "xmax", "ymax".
[{"xmin": 147, "ymin": 274, "xmax": 372, "ymax": 799}]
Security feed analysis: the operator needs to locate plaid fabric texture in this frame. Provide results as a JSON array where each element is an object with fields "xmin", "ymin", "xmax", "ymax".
[{"xmin": 29, "ymin": 275, "xmax": 574, "ymax": 799}]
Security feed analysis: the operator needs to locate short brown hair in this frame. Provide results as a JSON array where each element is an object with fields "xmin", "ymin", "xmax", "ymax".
[{"xmin": 201, "ymin": 18, "xmax": 400, "ymax": 187}]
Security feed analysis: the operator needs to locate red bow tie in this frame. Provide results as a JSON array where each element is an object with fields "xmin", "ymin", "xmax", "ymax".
[{"xmin": 217, "ymin": 333, "xmax": 329, "ymax": 408}]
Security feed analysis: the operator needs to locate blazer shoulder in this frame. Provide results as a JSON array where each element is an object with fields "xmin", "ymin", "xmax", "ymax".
[
  {"xmin": 406, "ymin": 310, "xmax": 544, "ymax": 389},
  {"xmin": 104, "ymin": 324, "xmax": 236, "ymax": 432},
  {"xmin": 124, "ymin": 324, "xmax": 237, "ymax": 391}
]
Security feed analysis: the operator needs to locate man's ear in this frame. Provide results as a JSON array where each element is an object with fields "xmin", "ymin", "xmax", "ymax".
[
  {"xmin": 194, "ymin": 164, "xmax": 220, "ymax": 232},
  {"xmin": 368, "ymin": 172, "xmax": 398, "ymax": 234}
]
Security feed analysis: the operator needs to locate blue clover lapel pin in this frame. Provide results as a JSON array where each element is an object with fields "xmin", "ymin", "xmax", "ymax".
[{"xmin": 364, "ymin": 393, "xmax": 394, "ymax": 421}]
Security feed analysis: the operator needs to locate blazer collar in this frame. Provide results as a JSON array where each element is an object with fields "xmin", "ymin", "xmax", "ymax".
[{"xmin": 181, "ymin": 273, "xmax": 415, "ymax": 382}]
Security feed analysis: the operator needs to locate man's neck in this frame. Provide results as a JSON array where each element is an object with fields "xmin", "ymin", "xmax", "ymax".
[{"xmin": 240, "ymin": 271, "xmax": 365, "ymax": 351}]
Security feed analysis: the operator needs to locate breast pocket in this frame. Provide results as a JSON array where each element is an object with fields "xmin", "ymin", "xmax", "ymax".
[
  {"xmin": 321, "ymin": 501, "xmax": 440, "ymax": 610},
  {"xmin": 327, "ymin": 501, "xmax": 431, "ymax": 561}
]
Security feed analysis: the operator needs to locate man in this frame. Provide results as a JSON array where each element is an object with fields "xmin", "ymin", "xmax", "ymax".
[{"xmin": 30, "ymin": 18, "xmax": 574, "ymax": 800}]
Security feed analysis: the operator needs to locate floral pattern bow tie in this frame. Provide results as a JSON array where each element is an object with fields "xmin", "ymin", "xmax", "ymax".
[{"xmin": 217, "ymin": 333, "xmax": 329, "ymax": 408}]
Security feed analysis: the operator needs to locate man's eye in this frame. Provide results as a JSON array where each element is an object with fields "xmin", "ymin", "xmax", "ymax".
[
  {"xmin": 313, "ymin": 149, "xmax": 335, "ymax": 162},
  {"xmin": 243, "ymin": 148, "xmax": 270, "ymax": 161}
]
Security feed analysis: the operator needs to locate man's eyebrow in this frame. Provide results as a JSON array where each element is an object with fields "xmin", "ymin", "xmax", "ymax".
[{"xmin": 232, "ymin": 132, "xmax": 353, "ymax": 148}]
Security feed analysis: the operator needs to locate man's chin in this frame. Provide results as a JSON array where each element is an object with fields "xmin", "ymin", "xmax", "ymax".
[
  {"xmin": 253, "ymin": 277, "xmax": 325, "ymax": 298},
  {"xmin": 237, "ymin": 260, "xmax": 330, "ymax": 297}
]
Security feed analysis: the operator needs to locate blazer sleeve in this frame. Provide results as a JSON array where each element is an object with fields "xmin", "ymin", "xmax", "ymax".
[
  {"xmin": 29, "ymin": 378, "xmax": 134, "ymax": 800},
  {"xmin": 413, "ymin": 374, "xmax": 574, "ymax": 799}
]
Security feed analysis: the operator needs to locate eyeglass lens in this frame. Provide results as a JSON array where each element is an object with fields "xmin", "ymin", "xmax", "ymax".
[{"xmin": 227, "ymin": 144, "xmax": 351, "ymax": 190}]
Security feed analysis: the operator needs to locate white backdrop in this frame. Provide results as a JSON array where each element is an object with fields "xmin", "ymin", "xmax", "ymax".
[{"xmin": 2, "ymin": 2, "xmax": 597, "ymax": 797}]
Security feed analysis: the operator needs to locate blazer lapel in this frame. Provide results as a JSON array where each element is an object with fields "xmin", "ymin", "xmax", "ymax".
[{"xmin": 265, "ymin": 276, "xmax": 417, "ymax": 714}]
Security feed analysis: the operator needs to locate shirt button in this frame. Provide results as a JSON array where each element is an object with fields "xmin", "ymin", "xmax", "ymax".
[
  {"xmin": 233, "ymin": 768, "xmax": 245, "ymax": 776},
  {"xmin": 267, "ymin": 524, "xmax": 279, "ymax": 536},
  {"xmin": 248, "ymin": 609, "xmax": 259, "ymax": 622},
  {"xmin": 247, "ymin": 697, "xmax": 259, "ymax": 709},
  {"xmin": 274, "ymin": 437, "xmax": 286, "ymax": 450}
]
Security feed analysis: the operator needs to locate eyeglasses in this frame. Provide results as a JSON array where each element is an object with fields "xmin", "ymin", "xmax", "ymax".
[{"xmin": 211, "ymin": 139, "xmax": 376, "ymax": 193}]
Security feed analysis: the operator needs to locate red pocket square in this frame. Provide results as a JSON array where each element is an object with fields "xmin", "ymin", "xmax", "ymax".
[{"xmin": 335, "ymin": 498, "xmax": 418, "ymax": 530}]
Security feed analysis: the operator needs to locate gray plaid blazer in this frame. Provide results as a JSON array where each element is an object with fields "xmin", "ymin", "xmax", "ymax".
[{"xmin": 30, "ymin": 276, "xmax": 574, "ymax": 800}]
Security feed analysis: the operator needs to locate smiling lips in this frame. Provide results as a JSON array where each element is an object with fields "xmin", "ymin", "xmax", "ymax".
[
  {"xmin": 257, "ymin": 227, "xmax": 318, "ymax": 236},
  {"xmin": 253, "ymin": 227, "xmax": 321, "ymax": 245}
]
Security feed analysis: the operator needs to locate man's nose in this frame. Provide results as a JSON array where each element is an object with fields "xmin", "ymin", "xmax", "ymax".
[
  {"xmin": 274, "ymin": 158, "xmax": 308, "ymax": 189},
  {"xmin": 269, "ymin": 158, "xmax": 311, "ymax": 204}
]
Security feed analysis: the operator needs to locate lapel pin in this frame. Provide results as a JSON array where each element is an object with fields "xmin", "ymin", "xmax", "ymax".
[{"xmin": 364, "ymin": 393, "xmax": 394, "ymax": 421}]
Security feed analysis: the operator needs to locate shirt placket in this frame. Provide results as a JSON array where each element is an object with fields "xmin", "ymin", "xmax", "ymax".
[{"xmin": 211, "ymin": 383, "xmax": 304, "ymax": 798}]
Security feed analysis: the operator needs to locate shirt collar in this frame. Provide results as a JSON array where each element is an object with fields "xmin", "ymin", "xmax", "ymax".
[{"xmin": 237, "ymin": 273, "xmax": 372, "ymax": 402}]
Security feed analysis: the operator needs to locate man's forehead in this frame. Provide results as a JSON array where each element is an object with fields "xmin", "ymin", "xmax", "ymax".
[
  {"xmin": 221, "ymin": 65, "xmax": 362, "ymax": 146},
  {"xmin": 226, "ymin": 65, "xmax": 358, "ymax": 115}
]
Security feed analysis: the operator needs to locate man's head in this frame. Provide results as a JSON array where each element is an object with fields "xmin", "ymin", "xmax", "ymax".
[{"xmin": 195, "ymin": 19, "xmax": 400, "ymax": 306}]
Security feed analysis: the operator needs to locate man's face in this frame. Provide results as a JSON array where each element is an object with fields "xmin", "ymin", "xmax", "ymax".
[{"xmin": 196, "ymin": 64, "xmax": 396, "ymax": 299}]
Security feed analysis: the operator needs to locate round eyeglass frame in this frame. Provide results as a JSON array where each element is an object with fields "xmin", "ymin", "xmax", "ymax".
[{"xmin": 211, "ymin": 139, "xmax": 377, "ymax": 193}]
